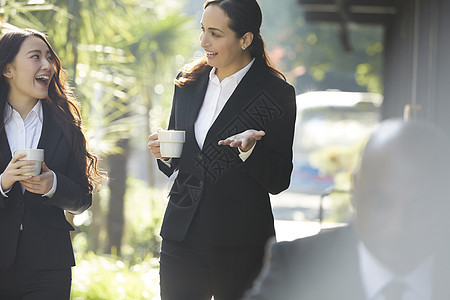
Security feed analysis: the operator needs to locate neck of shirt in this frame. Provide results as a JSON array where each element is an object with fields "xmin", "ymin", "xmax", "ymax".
[{"xmin": 194, "ymin": 58, "xmax": 255, "ymax": 149}]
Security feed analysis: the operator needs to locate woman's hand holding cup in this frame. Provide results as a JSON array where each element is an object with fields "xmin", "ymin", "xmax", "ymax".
[
  {"xmin": 1, "ymin": 153, "xmax": 34, "ymax": 191},
  {"xmin": 148, "ymin": 128, "xmax": 164, "ymax": 159},
  {"xmin": 148, "ymin": 128, "xmax": 186, "ymax": 159},
  {"xmin": 19, "ymin": 162, "xmax": 54, "ymax": 195}
]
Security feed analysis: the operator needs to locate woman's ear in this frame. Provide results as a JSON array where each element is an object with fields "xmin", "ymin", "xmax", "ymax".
[
  {"xmin": 3, "ymin": 64, "xmax": 13, "ymax": 79},
  {"xmin": 241, "ymin": 32, "xmax": 254, "ymax": 50}
]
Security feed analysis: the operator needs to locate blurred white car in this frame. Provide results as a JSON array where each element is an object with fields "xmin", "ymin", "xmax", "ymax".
[{"xmin": 290, "ymin": 90, "xmax": 383, "ymax": 194}]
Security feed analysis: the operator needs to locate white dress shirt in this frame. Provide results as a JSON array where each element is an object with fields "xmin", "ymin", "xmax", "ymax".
[
  {"xmin": 194, "ymin": 58, "xmax": 256, "ymax": 161},
  {"xmin": 0, "ymin": 100, "xmax": 57, "ymax": 198},
  {"xmin": 357, "ymin": 241, "xmax": 433, "ymax": 300}
]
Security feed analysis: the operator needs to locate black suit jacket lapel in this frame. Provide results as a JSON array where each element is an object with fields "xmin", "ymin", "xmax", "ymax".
[
  {"xmin": 0, "ymin": 127, "xmax": 26, "ymax": 202},
  {"xmin": 37, "ymin": 104, "xmax": 62, "ymax": 164},
  {"xmin": 19, "ymin": 104, "xmax": 62, "ymax": 199},
  {"xmin": 175, "ymin": 69, "xmax": 210, "ymax": 155},
  {"xmin": 0, "ymin": 103, "xmax": 62, "ymax": 167},
  {"xmin": 185, "ymin": 70, "xmax": 210, "ymax": 133},
  {"xmin": 0, "ymin": 130, "xmax": 11, "ymax": 175}
]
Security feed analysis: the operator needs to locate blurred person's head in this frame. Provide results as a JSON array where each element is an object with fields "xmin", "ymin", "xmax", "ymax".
[{"xmin": 352, "ymin": 119, "xmax": 450, "ymax": 274}]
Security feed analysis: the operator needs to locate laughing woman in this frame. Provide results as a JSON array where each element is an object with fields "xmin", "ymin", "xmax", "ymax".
[
  {"xmin": 0, "ymin": 28, "xmax": 101, "ymax": 299},
  {"xmin": 148, "ymin": 1, "xmax": 296, "ymax": 299}
]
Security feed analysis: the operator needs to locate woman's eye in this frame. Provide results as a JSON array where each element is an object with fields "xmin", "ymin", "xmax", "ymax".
[{"xmin": 32, "ymin": 55, "xmax": 39, "ymax": 59}]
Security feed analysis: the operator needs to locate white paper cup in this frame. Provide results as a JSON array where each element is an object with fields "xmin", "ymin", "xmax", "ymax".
[
  {"xmin": 13, "ymin": 148, "xmax": 44, "ymax": 176},
  {"xmin": 158, "ymin": 130, "xmax": 185, "ymax": 158}
]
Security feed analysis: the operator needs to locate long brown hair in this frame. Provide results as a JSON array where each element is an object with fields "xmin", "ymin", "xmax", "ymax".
[
  {"xmin": 175, "ymin": 0, "xmax": 285, "ymax": 87},
  {"xmin": 0, "ymin": 28, "xmax": 102, "ymax": 192}
]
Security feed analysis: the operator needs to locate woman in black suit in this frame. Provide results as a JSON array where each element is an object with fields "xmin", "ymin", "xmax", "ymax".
[
  {"xmin": 0, "ymin": 28, "xmax": 102, "ymax": 299},
  {"xmin": 148, "ymin": 1, "xmax": 296, "ymax": 299}
]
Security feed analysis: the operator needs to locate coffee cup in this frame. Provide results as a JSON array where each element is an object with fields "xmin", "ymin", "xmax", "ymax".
[
  {"xmin": 158, "ymin": 130, "xmax": 185, "ymax": 158},
  {"xmin": 13, "ymin": 148, "xmax": 44, "ymax": 176}
]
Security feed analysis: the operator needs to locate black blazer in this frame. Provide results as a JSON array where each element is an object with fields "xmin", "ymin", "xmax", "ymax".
[
  {"xmin": 158, "ymin": 59, "xmax": 296, "ymax": 247},
  {"xmin": 243, "ymin": 225, "xmax": 450, "ymax": 300},
  {"xmin": 0, "ymin": 103, "xmax": 92, "ymax": 270}
]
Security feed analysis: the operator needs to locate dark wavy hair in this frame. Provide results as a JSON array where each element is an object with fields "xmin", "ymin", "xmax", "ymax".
[
  {"xmin": 175, "ymin": 0, "xmax": 285, "ymax": 87},
  {"xmin": 0, "ymin": 28, "xmax": 102, "ymax": 192}
]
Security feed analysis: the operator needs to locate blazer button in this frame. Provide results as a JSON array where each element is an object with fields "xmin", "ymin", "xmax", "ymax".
[
  {"xmin": 197, "ymin": 154, "xmax": 203, "ymax": 161},
  {"xmin": 198, "ymin": 180, "xmax": 204, "ymax": 188},
  {"xmin": 17, "ymin": 200, "xmax": 24, "ymax": 208}
]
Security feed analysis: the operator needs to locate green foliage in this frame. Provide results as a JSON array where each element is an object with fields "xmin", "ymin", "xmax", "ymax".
[
  {"xmin": 71, "ymin": 252, "xmax": 160, "ymax": 300},
  {"xmin": 182, "ymin": 0, "xmax": 384, "ymax": 92},
  {"xmin": 1, "ymin": 0, "xmax": 197, "ymax": 155},
  {"xmin": 0, "ymin": 1, "xmax": 56, "ymax": 30},
  {"xmin": 309, "ymin": 143, "xmax": 363, "ymax": 176},
  {"xmin": 322, "ymin": 190, "xmax": 353, "ymax": 223},
  {"xmin": 309, "ymin": 139, "xmax": 368, "ymax": 222},
  {"xmin": 70, "ymin": 0, "xmax": 197, "ymax": 155},
  {"xmin": 257, "ymin": 0, "xmax": 384, "ymax": 93},
  {"xmin": 122, "ymin": 178, "xmax": 166, "ymax": 264},
  {"xmin": 70, "ymin": 178, "xmax": 165, "ymax": 298},
  {"xmin": 356, "ymin": 63, "xmax": 383, "ymax": 94},
  {"xmin": 72, "ymin": 177, "xmax": 166, "ymax": 261}
]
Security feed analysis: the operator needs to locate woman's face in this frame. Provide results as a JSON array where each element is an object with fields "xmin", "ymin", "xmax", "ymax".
[
  {"xmin": 3, "ymin": 36, "xmax": 55, "ymax": 104},
  {"xmin": 200, "ymin": 4, "xmax": 249, "ymax": 80}
]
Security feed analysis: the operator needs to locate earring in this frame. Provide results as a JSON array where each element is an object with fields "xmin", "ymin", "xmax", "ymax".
[{"xmin": 242, "ymin": 46, "xmax": 246, "ymax": 51}]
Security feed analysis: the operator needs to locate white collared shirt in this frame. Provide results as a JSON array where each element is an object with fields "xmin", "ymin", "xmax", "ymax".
[
  {"xmin": 0, "ymin": 100, "xmax": 57, "ymax": 198},
  {"xmin": 5, "ymin": 100, "xmax": 43, "ymax": 154},
  {"xmin": 357, "ymin": 241, "xmax": 433, "ymax": 300},
  {"xmin": 194, "ymin": 58, "xmax": 256, "ymax": 160}
]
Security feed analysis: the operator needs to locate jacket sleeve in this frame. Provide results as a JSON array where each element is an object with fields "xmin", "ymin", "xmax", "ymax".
[
  {"xmin": 42, "ymin": 171, "xmax": 92, "ymax": 215},
  {"xmin": 243, "ymin": 83, "xmax": 296, "ymax": 194},
  {"xmin": 157, "ymin": 158, "xmax": 180, "ymax": 178},
  {"xmin": 157, "ymin": 84, "xmax": 181, "ymax": 178},
  {"xmin": 41, "ymin": 150, "xmax": 92, "ymax": 215}
]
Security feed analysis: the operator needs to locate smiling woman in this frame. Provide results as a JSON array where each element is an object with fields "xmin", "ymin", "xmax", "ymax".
[
  {"xmin": 200, "ymin": 3, "xmax": 253, "ymax": 81},
  {"xmin": 3, "ymin": 36, "xmax": 55, "ymax": 113},
  {"xmin": 147, "ymin": 1, "xmax": 297, "ymax": 299},
  {"xmin": 0, "ymin": 28, "xmax": 103, "ymax": 299}
]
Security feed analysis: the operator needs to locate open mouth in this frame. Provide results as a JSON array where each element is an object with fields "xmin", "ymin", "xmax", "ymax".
[
  {"xmin": 206, "ymin": 51, "xmax": 218, "ymax": 58},
  {"xmin": 35, "ymin": 75, "xmax": 50, "ymax": 87}
]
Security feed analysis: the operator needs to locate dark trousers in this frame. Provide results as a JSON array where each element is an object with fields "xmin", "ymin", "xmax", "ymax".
[
  {"xmin": 0, "ymin": 233, "xmax": 71, "ymax": 300},
  {"xmin": 160, "ymin": 218, "xmax": 266, "ymax": 300}
]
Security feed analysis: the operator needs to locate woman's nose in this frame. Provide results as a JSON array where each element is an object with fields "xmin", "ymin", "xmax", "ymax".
[
  {"xmin": 41, "ymin": 58, "xmax": 52, "ymax": 70},
  {"xmin": 200, "ymin": 33, "xmax": 209, "ymax": 48}
]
